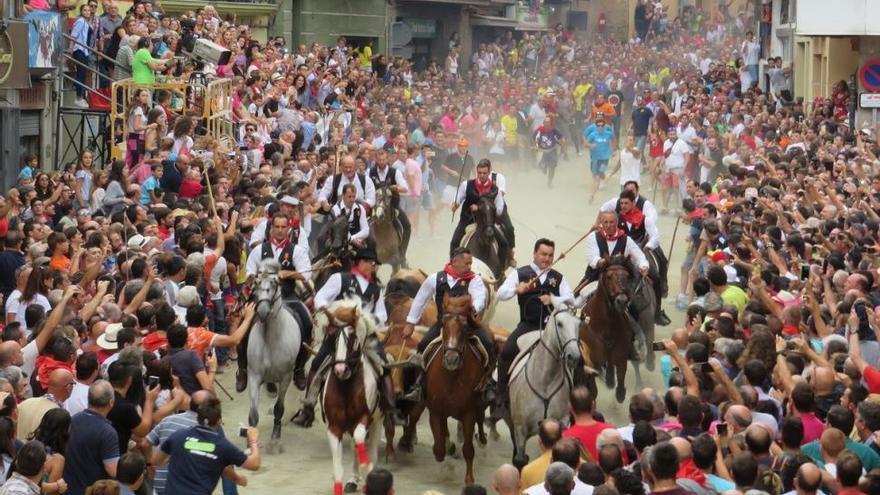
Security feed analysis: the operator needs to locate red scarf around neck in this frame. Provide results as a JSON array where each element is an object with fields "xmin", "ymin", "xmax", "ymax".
[
  {"xmin": 351, "ymin": 266, "xmax": 374, "ymax": 283},
  {"xmin": 474, "ymin": 178, "xmax": 493, "ymax": 195},
  {"xmin": 620, "ymin": 206, "xmax": 645, "ymax": 228},
  {"xmin": 271, "ymin": 237, "xmax": 289, "ymax": 250},
  {"xmin": 601, "ymin": 228, "xmax": 626, "ymax": 242},
  {"xmin": 444, "ymin": 263, "xmax": 476, "ymax": 281}
]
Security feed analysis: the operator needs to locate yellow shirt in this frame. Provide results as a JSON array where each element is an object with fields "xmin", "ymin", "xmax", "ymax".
[
  {"xmin": 520, "ymin": 450, "xmax": 552, "ymax": 490},
  {"xmin": 358, "ymin": 46, "xmax": 373, "ymax": 69},
  {"xmin": 501, "ymin": 114, "xmax": 518, "ymax": 145},
  {"xmin": 573, "ymin": 83, "xmax": 592, "ymax": 112}
]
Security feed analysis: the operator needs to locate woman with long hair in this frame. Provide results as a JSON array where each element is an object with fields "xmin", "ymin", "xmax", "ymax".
[
  {"xmin": 170, "ymin": 117, "xmax": 194, "ymax": 157},
  {"xmin": 125, "ymin": 89, "xmax": 150, "ymax": 168},
  {"xmin": 73, "ymin": 150, "xmax": 94, "ymax": 211},
  {"xmin": 29, "ymin": 408, "xmax": 71, "ymax": 485},
  {"xmin": 34, "ymin": 173, "xmax": 53, "ymax": 201},
  {"xmin": 11, "ymin": 265, "xmax": 51, "ymax": 326},
  {"xmin": 90, "ymin": 171, "xmax": 109, "ymax": 214},
  {"xmin": 291, "ymin": 73, "xmax": 311, "ymax": 108},
  {"xmin": 0, "ymin": 417, "xmax": 16, "ymax": 483},
  {"xmin": 102, "ymin": 160, "xmax": 132, "ymax": 216},
  {"xmin": 143, "ymin": 108, "xmax": 168, "ymax": 160}
]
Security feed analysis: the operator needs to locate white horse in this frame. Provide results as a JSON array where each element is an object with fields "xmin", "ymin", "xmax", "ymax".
[
  {"xmin": 319, "ymin": 298, "xmax": 383, "ymax": 494},
  {"xmin": 506, "ymin": 307, "xmax": 585, "ymax": 469},
  {"xmin": 247, "ymin": 259, "xmax": 302, "ymax": 443}
]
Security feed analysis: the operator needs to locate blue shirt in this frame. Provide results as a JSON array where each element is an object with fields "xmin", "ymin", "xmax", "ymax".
[
  {"xmin": 707, "ymin": 473, "xmax": 735, "ymax": 492},
  {"xmin": 141, "ymin": 176, "xmax": 160, "ymax": 206},
  {"xmin": 586, "ymin": 127, "xmax": 614, "ymax": 160},
  {"xmin": 63, "ymin": 410, "xmax": 119, "ymax": 495},
  {"xmin": 161, "ymin": 425, "xmax": 248, "ymax": 495},
  {"xmin": 300, "ymin": 121, "xmax": 317, "ymax": 150}
]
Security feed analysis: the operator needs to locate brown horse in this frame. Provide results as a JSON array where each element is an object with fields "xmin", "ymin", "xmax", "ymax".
[
  {"xmin": 320, "ymin": 299, "xmax": 382, "ymax": 495},
  {"xmin": 579, "ymin": 257, "xmax": 637, "ymax": 404},
  {"xmin": 424, "ymin": 293, "xmax": 489, "ymax": 485}
]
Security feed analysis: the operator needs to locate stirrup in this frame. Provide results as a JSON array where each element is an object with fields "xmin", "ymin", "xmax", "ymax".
[
  {"xmin": 290, "ymin": 405, "xmax": 315, "ymax": 427},
  {"xmin": 400, "ymin": 383, "xmax": 422, "ymax": 402}
]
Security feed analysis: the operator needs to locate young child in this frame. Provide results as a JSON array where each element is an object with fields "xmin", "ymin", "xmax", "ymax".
[
  {"xmin": 18, "ymin": 155, "xmax": 38, "ymax": 185},
  {"xmin": 141, "ymin": 163, "xmax": 164, "ymax": 206}
]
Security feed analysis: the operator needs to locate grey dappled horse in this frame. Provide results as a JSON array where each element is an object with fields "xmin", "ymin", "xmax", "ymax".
[
  {"xmin": 505, "ymin": 307, "xmax": 584, "ymax": 470},
  {"xmin": 248, "ymin": 258, "xmax": 302, "ymax": 443}
]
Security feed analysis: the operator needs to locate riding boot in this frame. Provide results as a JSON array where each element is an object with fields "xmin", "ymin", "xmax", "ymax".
[
  {"xmin": 400, "ymin": 367, "xmax": 423, "ymax": 402},
  {"xmin": 382, "ymin": 375, "xmax": 407, "ymax": 427},
  {"xmin": 290, "ymin": 367, "xmax": 320, "ymax": 428},
  {"xmin": 293, "ymin": 344, "xmax": 311, "ymax": 391},
  {"xmin": 235, "ymin": 329, "xmax": 251, "ymax": 393},
  {"xmin": 653, "ymin": 281, "xmax": 671, "ymax": 326},
  {"xmin": 491, "ymin": 358, "xmax": 512, "ymax": 421}
]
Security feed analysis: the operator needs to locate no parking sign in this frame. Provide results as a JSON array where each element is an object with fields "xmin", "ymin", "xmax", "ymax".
[{"xmin": 859, "ymin": 59, "xmax": 880, "ymax": 92}]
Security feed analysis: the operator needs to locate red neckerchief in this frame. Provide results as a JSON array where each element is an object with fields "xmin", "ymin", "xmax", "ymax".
[
  {"xmin": 676, "ymin": 458, "xmax": 708, "ymax": 487},
  {"xmin": 620, "ymin": 206, "xmax": 645, "ymax": 228},
  {"xmin": 444, "ymin": 263, "xmax": 476, "ymax": 281},
  {"xmin": 271, "ymin": 238, "xmax": 289, "ymax": 250},
  {"xmin": 601, "ymin": 228, "xmax": 626, "ymax": 242},
  {"xmin": 351, "ymin": 266, "xmax": 373, "ymax": 283},
  {"xmin": 474, "ymin": 178, "xmax": 493, "ymax": 195}
]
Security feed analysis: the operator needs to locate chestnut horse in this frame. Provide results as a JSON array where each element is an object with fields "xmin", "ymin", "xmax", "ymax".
[
  {"xmin": 424, "ymin": 293, "xmax": 489, "ymax": 485},
  {"xmin": 579, "ymin": 257, "xmax": 641, "ymax": 403},
  {"xmin": 320, "ymin": 299, "xmax": 382, "ymax": 495}
]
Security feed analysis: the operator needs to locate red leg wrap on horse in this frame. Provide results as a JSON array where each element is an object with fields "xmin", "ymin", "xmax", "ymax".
[
  {"xmin": 334, "ymin": 481, "xmax": 343, "ymax": 495},
  {"xmin": 356, "ymin": 442, "xmax": 369, "ymax": 465}
]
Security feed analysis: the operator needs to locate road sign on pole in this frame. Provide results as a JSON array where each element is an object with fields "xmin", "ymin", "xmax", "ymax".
[{"xmin": 859, "ymin": 59, "xmax": 880, "ymax": 92}]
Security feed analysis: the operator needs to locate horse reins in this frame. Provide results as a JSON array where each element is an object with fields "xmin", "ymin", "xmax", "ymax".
[{"xmin": 524, "ymin": 308, "xmax": 580, "ymax": 419}]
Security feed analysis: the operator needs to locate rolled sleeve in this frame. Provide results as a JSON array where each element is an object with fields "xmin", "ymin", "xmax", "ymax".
[{"xmin": 406, "ymin": 275, "xmax": 437, "ymax": 324}]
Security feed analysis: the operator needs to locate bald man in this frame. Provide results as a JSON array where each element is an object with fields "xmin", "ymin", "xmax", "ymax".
[
  {"xmin": 0, "ymin": 341, "xmax": 23, "ymax": 368},
  {"xmin": 17, "ymin": 368, "xmax": 74, "ymax": 438},
  {"xmin": 793, "ymin": 462, "xmax": 822, "ymax": 495},
  {"xmin": 669, "ymin": 435, "xmax": 711, "ymax": 495},
  {"xmin": 725, "ymin": 405, "xmax": 753, "ymax": 435},
  {"xmin": 521, "ymin": 418, "xmax": 562, "ymax": 489},
  {"xmin": 492, "ymin": 464, "xmax": 520, "ymax": 495}
]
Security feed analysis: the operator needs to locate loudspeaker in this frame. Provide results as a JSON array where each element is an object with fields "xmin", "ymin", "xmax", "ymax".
[{"xmin": 568, "ymin": 11, "xmax": 588, "ymax": 31}]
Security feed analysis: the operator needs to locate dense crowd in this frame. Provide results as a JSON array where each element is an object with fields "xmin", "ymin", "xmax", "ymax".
[{"xmin": 2, "ymin": 0, "xmax": 880, "ymax": 494}]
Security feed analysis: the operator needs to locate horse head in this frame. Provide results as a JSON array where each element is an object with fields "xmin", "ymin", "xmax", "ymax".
[
  {"xmin": 548, "ymin": 307, "xmax": 584, "ymax": 374},
  {"xmin": 254, "ymin": 259, "xmax": 281, "ymax": 321},
  {"xmin": 599, "ymin": 256, "xmax": 635, "ymax": 313},
  {"xmin": 319, "ymin": 298, "xmax": 369, "ymax": 381},
  {"xmin": 374, "ymin": 185, "xmax": 393, "ymax": 221},
  {"xmin": 325, "ymin": 214, "xmax": 351, "ymax": 252},
  {"xmin": 475, "ymin": 195, "xmax": 497, "ymax": 239},
  {"xmin": 440, "ymin": 293, "xmax": 476, "ymax": 371}
]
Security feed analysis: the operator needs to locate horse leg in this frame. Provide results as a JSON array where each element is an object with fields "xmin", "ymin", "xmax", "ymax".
[
  {"xmin": 327, "ymin": 431, "xmax": 345, "ymax": 495},
  {"xmin": 248, "ymin": 372, "xmax": 261, "ymax": 427},
  {"xmin": 615, "ymin": 358, "xmax": 628, "ymax": 404},
  {"xmin": 604, "ymin": 362, "xmax": 615, "ymax": 390},
  {"xmin": 399, "ymin": 402, "xmax": 424, "ymax": 453},
  {"xmin": 462, "ymin": 414, "xmax": 476, "ymax": 485},
  {"xmin": 367, "ymin": 419, "xmax": 382, "ymax": 476},
  {"xmin": 632, "ymin": 360, "xmax": 644, "ymax": 388},
  {"xmin": 384, "ymin": 416, "xmax": 396, "ymax": 463},
  {"xmin": 429, "ymin": 411, "xmax": 447, "ymax": 463},
  {"xmin": 476, "ymin": 407, "xmax": 488, "ymax": 446},
  {"xmin": 353, "ymin": 422, "xmax": 372, "ymax": 478},
  {"xmin": 272, "ymin": 375, "xmax": 291, "ymax": 442},
  {"xmin": 511, "ymin": 423, "xmax": 530, "ymax": 471}
]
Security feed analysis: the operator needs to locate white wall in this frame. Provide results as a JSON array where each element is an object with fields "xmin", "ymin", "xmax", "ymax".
[{"xmin": 796, "ymin": 0, "xmax": 880, "ymax": 36}]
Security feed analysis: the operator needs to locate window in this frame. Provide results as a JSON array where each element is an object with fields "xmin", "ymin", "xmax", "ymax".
[{"xmin": 780, "ymin": 0, "xmax": 791, "ymax": 25}]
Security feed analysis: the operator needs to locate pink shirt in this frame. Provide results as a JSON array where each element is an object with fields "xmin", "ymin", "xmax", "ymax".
[
  {"xmin": 131, "ymin": 162, "xmax": 152, "ymax": 184},
  {"xmin": 800, "ymin": 412, "xmax": 824, "ymax": 445},
  {"xmin": 28, "ymin": 0, "xmax": 49, "ymax": 9},
  {"xmin": 404, "ymin": 159, "xmax": 422, "ymax": 197}
]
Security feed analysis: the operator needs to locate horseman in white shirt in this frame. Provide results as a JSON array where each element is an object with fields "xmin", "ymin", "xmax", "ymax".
[
  {"xmin": 330, "ymin": 184, "xmax": 371, "ymax": 248},
  {"xmin": 318, "ymin": 155, "xmax": 376, "ymax": 212}
]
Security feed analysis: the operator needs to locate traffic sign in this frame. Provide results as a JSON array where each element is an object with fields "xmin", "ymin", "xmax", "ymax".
[
  {"xmin": 860, "ymin": 93, "xmax": 880, "ymax": 109},
  {"xmin": 860, "ymin": 59, "xmax": 880, "ymax": 92}
]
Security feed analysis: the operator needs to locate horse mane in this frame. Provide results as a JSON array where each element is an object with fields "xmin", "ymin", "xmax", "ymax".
[
  {"xmin": 604, "ymin": 255, "xmax": 634, "ymax": 274},
  {"xmin": 386, "ymin": 276, "xmax": 421, "ymax": 298},
  {"xmin": 318, "ymin": 296, "xmax": 376, "ymax": 343}
]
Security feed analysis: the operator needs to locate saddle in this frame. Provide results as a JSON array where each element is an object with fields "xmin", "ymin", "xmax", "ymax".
[
  {"xmin": 460, "ymin": 223, "xmax": 505, "ymax": 253},
  {"xmin": 491, "ymin": 331, "xmax": 542, "ymax": 382},
  {"xmin": 422, "ymin": 334, "xmax": 490, "ymax": 372}
]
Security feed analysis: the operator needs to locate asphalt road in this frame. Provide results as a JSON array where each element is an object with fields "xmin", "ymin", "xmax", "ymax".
[{"xmin": 216, "ymin": 149, "xmax": 687, "ymax": 494}]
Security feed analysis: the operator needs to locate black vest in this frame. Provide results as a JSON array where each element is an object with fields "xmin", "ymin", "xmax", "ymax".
[
  {"xmin": 460, "ymin": 179, "xmax": 498, "ymax": 223},
  {"xmin": 327, "ymin": 172, "xmax": 368, "ymax": 206},
  {"xmin": 596, "ymin": 233, "xmax": 627, "ymax": 259},
  {"xmin": 261, "ymin": 240, "xmax": 298, "ymax": 298},
  {"xmin": 337, "ymin": 204, "xmax": 363, "ymax": 236},
  {"xmin": 368, "ymin": 166, "xmax": 400, "ymax": 209},
  {"xmin": 516, "ymin": 266, "xmax": 562, "ymax": 327},
  {"xmin": 615, "ymin": 197, "xmax": 648, "ymax": 246},
  {"xmin": 435, "ymin": 271, "xmax": 471, "ymax": 314},
  {"xmin": 337, "ymin": 271, "xmax": 381, "ymax": 309}
]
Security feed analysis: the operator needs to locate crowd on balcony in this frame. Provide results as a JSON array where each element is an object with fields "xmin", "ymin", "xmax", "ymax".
[{"xmin": 0, "ymin": 0, "xmax": 875, "ymax": 494}]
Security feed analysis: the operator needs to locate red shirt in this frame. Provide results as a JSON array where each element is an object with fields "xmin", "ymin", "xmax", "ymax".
[
  {"xmin": 562, "ymin": 421, "xmax": 614, "ymax": 461},
  {"xmin": 178, "ymin": 178, "xmax": 204, "ymax": 200},
  {"xmin": 142, "ymin": 332, "xmax": 168, "ymax": 353},
  {"xmin": 864, "ymin": 366, "xmax": 880, "ymax": 394}
]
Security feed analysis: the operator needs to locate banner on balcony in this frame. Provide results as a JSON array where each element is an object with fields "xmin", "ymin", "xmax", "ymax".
[
  {"xmin": 515, "ymin": 6, "xmax": 550, "ymax": 30},
  {"xmin": 24, "ymin": 11, "xmax": 63, "ymax": 69},
  {"xmin": 0, "ymin": 22, "xmax": 32, "ymax": 89}
]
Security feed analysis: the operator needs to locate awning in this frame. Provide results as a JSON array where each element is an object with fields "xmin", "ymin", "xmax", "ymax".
[{"xmin": 470, "ymin": 14, "xmax": 551, "ymax": 31}]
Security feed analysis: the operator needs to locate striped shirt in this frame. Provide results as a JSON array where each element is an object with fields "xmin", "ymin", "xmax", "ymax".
[{"xmin": 146, "ymin": 411, "xmax": 198, "ymax": 495}]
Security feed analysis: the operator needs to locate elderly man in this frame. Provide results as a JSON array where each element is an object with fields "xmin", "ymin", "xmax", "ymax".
[
  {"xmin": 17, "ymin": 368, "xmax": 75, "ymax": 439},
  {"xmin": 492, "ymin": 464, "xmax": 520, "ymax": 495}
]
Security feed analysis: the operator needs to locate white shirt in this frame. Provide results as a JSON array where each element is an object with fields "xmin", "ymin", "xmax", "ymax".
[
  {"xmin": 619, "ymin": 150, "xmax": 641, "ymax": 186},
  {"xmin": 249, "ymin": 216, "xmax": 311, "ymax": 252},
  {"xmin": 455, "ymin": 181, "xmax": 505, "ymax": 215},
  {"xmin": 742, "ymin": 40, "xmax": 760, "ymax": 66},
  {"xmin": 528, "ymin": 103, "xmax": 546, "ymax": 132},
  {"xmin": 370, "ymin": 165, "xmax": 409, "ymax": 194},
  {"xmin": 663, "ymin": 138, "xmax": 691, "ymax": 170},
  {"xmin": 245, "ymin": 241, "xmax": 312, "ymax": 280},
  {"xmin": 585, "ymin": 231, "xmax": 649, "ymax": 270},
  {"xmin": 497, "ymin": 263, "xmax": 575, "ymax": 308},
  {"xmin": 330, "ymin": 202, "xmax": 370, "ymax": 242},
  {"xmin": 314, "ymin": 272, "xmax": 388, "ymax": 323},
  {"xmin": 8, "ymin": 294, "xmax": 51, "ymax": 327},
  {"xmin": 489, "ymin": 172, "xmax": 507, "ymax": 195},
  {"xmin": 406, "ymin": 272, "xmax": 488, "ymax": 324},
  {"xmin": 64, "ymin": 381, "xmax": 90, "ymax": 416},
  {"xmin": 525, "ymin": 478, "xmax": 594, "ymax": 495},
  {"xmin": 318, "ymin": 173, "xmax": 377, "ymax": 207},
  {"xmin": 599, "ymin": 196, "xmax": 661, "ymax": 250}
]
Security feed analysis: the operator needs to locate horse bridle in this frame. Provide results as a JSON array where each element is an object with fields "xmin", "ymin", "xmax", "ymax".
[
  {"xmin": 322, "ymin": 310, "xmax": 364, "ymax": 371},
  {"xmin": 525, "ymin": 307, "xmax": 581, "ymax": 418},
  {"xmin": 440, "ymin": 309, "xmax": 472, "ymax": 358},
  {"xmin": 255, "ymin": 271, "xmax": 282, "ymax": 322}
]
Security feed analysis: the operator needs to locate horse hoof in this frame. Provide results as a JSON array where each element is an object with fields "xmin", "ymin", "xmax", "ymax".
[
  {"xmin": 344, "ymin": 482, "xmax": 358, "ymax": 493},
  {"xmin": 513, "ymin": 454, "xmax": 529, "ymax": 471},
  {"xmin": 272, "ymin": 426, "xmax": 282, "ymax": 440},
  {"xmin": 477, "ymin": 432, "xmax": 487, "ymax": 446},
  {"xmin": 645, "ymin": 359, "xmax": 656, "ymax": 372},
  {"xmin": 397, "ymin": 439, "xmax": 413, "ymax": 453},
  {"xmin": 615, "ymin": 387, "xmax": 626, "ymax": 403},
  {"xmin": 447, "ymin": 442, "xmax": 457, "ymax": 456}
]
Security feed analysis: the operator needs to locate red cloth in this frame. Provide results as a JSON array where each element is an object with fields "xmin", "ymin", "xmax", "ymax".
[
  {"xmin": 601, "ymin": 228, "xmax": 626, "ymax": 242},
  {"xmin": 474, "ymin": 179, "xmax": 493, "ymax": 196},
  {"xmin": 782, "ymin": 324, "xmax": 800, "ymax": 336},
  {"xmin": 563, "ymin": 421, "xmax": 614, "ymax": 461},
  {"xmin": 620, "ymin": 206, "xmax": 644, "ymax": 228},
  {"xmin": 34, "ymin": 355, "xmax": 74, "ymax": 389},
  {"xmin": 676, "ymin": 458, "xmax": 708, "ymax": 487},
  {"xmin": 443, "ymin": 263, "xmax": 476, "ymax": 282},
  {"xmin": 864, "ymin": 366, "xmax": 880, "ymax": 394},
  {"xmin": 351, "ymin": 266, "xmax": 373, "ymax": 283},
  {"xmin": 142, "ymin": 332, "xmax": 168, "ymax": 353},
  {"xmin": 271, "ymin": 238, "xmax": 289, "ymax": 250},
  {"xmin": 178, "ymin": 178, "xmax": 203, "ymax": 199}
]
